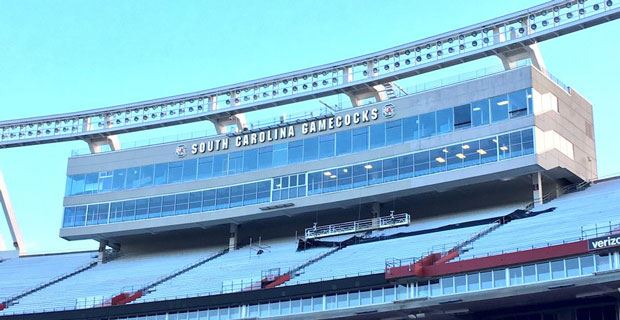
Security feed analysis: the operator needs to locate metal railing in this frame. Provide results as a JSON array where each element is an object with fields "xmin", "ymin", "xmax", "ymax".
[
  {"xmin": 304, "ymin": 213, "xmax": 410, "ymax": 239},
  {"xmin": 1, "ymin": 0, "xmax": 618, "ymax": 148}
]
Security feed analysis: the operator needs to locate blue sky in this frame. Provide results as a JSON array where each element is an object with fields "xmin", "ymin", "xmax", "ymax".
[{"xmin": 0, "ymin": 1, "xmax": 618, "ymax": 254}]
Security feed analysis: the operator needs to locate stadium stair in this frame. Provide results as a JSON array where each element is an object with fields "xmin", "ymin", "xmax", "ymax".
[
  {"xmin": 107, "ymin": 249, "xmax": 228, "ymax": 305},
  {"xmin": 0, "ymin": 259, "xmax": 98, "ymax": 311},
  {"xmin": 262, "ymin": 245, "xmax": 342, "ymax": 289}
]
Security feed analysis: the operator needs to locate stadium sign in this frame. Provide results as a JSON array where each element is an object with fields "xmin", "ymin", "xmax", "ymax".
[
  {"xmin": 187, "ymin": 107, "xmax": 385, "ymax": 156},
  {"xmin": 588, "ymin": 234, "xmax": 620, "ymax": 251}
]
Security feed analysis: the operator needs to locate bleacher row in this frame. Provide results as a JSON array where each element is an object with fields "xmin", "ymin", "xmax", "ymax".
[{"xmin": 1, "ymin": 178, "xmax": 620, "ymax": 316}]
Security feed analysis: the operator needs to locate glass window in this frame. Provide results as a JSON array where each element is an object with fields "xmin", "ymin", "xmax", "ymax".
[
  {"xmin": 462, "ymin": 140, "xmax": 480, "ymax": 167},
  {"xmin": 202, "ymin": 190, "xmax": 216, "ymax": 211},
  {"xmin": 83, "ymin": 173, "xmax": 99, "ymax": 194},
  {"xmin": 154, "ymin": 163, "xmax": 168, "ymax": 185},
  {"xmin": 71, "ymin": 174, "xmax": 85, "ymax": 195},
  {"xmin": 168, "ymin": 162, "xmax": 183, "ymax": 183},
  {"xmin": 349, "ymin": 291, "xmax": 360, "ymax": 306},
  {"xmin": 360, "ymin": 290, "xmax": 371, "ymax": 305},
  {"xmin": 414, "ymin": 151, "xmax": 430, "ymax": 177},
  {"xmin": 301, "ymin": 298, "xmax": 312, "ymax": 313},
  {"xmin": 182, "ymin": 159, "xmax": 197, "ymax": 181},
  {"xmin": 384, "ymin": 287, "xmax": 395, "ymax": 302},
  {"xmin": 402, "ymin": 116, "xmax": 419, "ymax": 141},
  {"xmin": 471, "ymin": 99, "xmax": 490, "ymax": 127},
  {"xmin": 436, "ymin": 108, "xmax": 453, "ymax": 134},
  {"xmin": 62, "ymin": 207, "xmax": 74, "ymax": 227},
  {"xmin": 498, "ymin": 133, "xmax": 510, "ymax": 160},
  {"xmin": 481, "ymin": 271, "xmax": 493, "ymax": 289},
  {"xmin": 336, "ymin": 293, "xmax": 348, "ymax": 308},
  {"xmin": 73, "ymin": 206, "xmax": 86, "ymax": 226},
  {"xmin": 243, "ymin": 149, "xmax": 258, "ymax": 172},
  {"xmin": 467, "ymin": 273, "xmax": 480, "ymax": 291},
  {"xmin": 419, "ymin": 112, "xmax": 436, "ymax": 138},
  {"xmin": 110, "ymin": 202, "xmax": 123, "ymax": 222},
  {"xmin": 455, "ymin": 275, "xmax": 466, "ymax": 293},
  {"xmin": 351, "ymin": 127, "xmax": 368, "ymax": 152},
  {"xmin": 213, "ymin": 154, "xmax": 228, "ymax": 177},
  {"xmin": 228, "ymin": 152, "xmax": 243, "ymax": 175},
  {"xmin": 319, "ymin": 134, "xmax": 335, "ymax": 159},
  {"xmin": 243, "ymin": 183, "xmax": 258, "ymax": 205},
  {"xmin": 383, "ymin": 157, "xmax": 398, "ymax": 182},
  {"xmin": 442, "ymin": 277, "xmax": 454, "ymax": 295},
  {"xmin": 523, "ymin": 264, "xmax": 536, "ymax": 283},
  {"xmin": 479, "ymin": 137, "xmax": 498, "ymax": 163},
  {"xmin": 446, "ymin": 144, "xmax": 464, "ymax": 171},
  {"xmin": 385, "ymin": 120, "xmax": 402, "ymax": 145},
  {"xmin": 509, "ymin": 131, "xmax": 523, "ymax": 158},
  {"xmin": 125, "ymin": 167, "xmax": 140, "ymax": 189},
  {"xmin": 122, "ymin": 200, "xmax": 136, "ymax": 221},
  {"xmin": 216, "ymin": 187, "xmax": 230, "ymax": 209},
  {"xmin": 148, "ymin": 197, "xmax": 162, "ymax": 218},
  {"xmin": 580, "ymin": 255, "xmax": 594, "ymax": 275},
  {"xmin": 288, "ymin": 140, "xmax": 304, "ymax": 164},
  {"xmin": 371, "ymin": 288, "xmax": 383, "ymax": 304},
  {"xmin": 454, "ymin": 104, "xmax": 471, "ymax": 130},
  {"xmin": 418, "ymin": 281, "xmax": 429, "ymax": 297},
  {"xmin": 430, "ymin": 279, "xmax": 441, "ymax": 297},
  {"xmin": 566, "ymin": 257, "xmax": 579, "ymax": 277},
  {"xmin": 197, "ymin": 157, "xmax": 213, "ymax": 179},
  {"xmin": 175, "ymin": 193, "xmax": 189, "ymax": 215},
  {"xmin": 430, "ymin": 148, "xmax": 447, "ymax": 174},
  {"xmin": 303, "ymin": 137, "xmax": 319, "ymax": 161},
  {"xmin": 162, "ymin": 195, "xmax": 175, "ymax": 216},
  {"xmin": 509, "ymin": 89, "xmax": 528, "ymax": 118},
  {"xmin": 98, "ymin": 171, "xmax": 113, "ymax": 192},
  {"xmin": 522, "ymin": 128, "xmax": 534, "ymax": 155},
  {"xmin": 258, "ymin": 146, "xmax": 273, "ymax": 169},
  {"xmin": 509, "ymin": 267, "xmax": 522, "ymax": 286},
  {"xmin": 369, "ymin": 123, "xmax": 386, "ymax": 149},
  {"xmin": 595, "ymin": 254, "xmax": 610, "ymax": 272},
  {"xmin": 493, "ymin": 269, "xmax": 506, "ymax": 288},
  {"xmin": 135, "ymin": 199, "xmax": 148, "ymax": 220},
  {"xmin": 139, "ymin": 165, "xmax": 154, "ymax": 187},
  {"xmin": 491, "ymin": 94, "xmax": 509, "ymax": 122},
  {"xmin": 398, "ymin": 154, "xmax": 414, "ymax": 180},
  {"xmin": 273, "ymin": 143, "xmax": 288, "ymax": 167},
  {"xmin": 336, "ymin": 130, "xmax": 352, "ymax": 156},
  {"xmin": 537, "ymin": 262, "xmax": 551, "ymax": 281},
  {"xmin": 86, "ymin": 205, "xmax": 97, "ymax": 225},
  {"xmin": 551, "ymin": 260, "xmax": 565, "ymax": 279}
]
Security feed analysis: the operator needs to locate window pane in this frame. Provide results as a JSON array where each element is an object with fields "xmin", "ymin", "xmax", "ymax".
[
  {"xmin": 336, "ymin": 130, "xmax": 352, "ymax": 156},
  {"xmin": 491, "ymin": 94, "xmax": 509, "ymax": 122},
  {"xmin": 454, "ymin": 104, "xmax": 472, "ymax": 130},
  {"xmin": 213, "ymin": 154, "xmax": 228, "ymax": 176},
  {"xmin": 509, "ymin": 89, "xmax": 528, "ymax": 118},
  {"xmin": 402, "ymin": 116, "xmax": 419, "ymax": 141},
  {"xmin": 125, "ymin": 167, "xmax": 140, "ymax": 189},
  {"xmin": 481, "ymin": 271, "xmax": 493, "ymax": 289},
  {"xmin": 351, "ymin": 128, "xmax": 368, "ymax": 152},
  {"xmin": 196, "ymin": 156, "xmax": 213, "ymax": 180},
  {"xmin": 509, "ymin": 267, "xmax": 522, "ymax": 286},
  {"xmin": 472, "ymin": 99, "xmax": 490, "ymax": 127},
  {"xmin": 419, "ymin": 112, "xmax": 436, "ymax": 138},
  {"xmin": 71, "ymin": 174, "xmax": 86, "ymax": 195},
  {"xmin": 566, "ymin": 257, "xmax": 579, "ymax": 277},
  {"xmin": 84, "ymin": 173, "xmax": 99, "ymax": 194},
  {"xmin": 182, "ymin": 159, "xmax": 197, "ymax": 181},
  {"xmin": 580, "ymin": 255, "xmax": 594, "ymax": 275},
  {"xmin": 369, "ymin": 123, "xmax": 386, "ymax": 149},
  {"xmin": 385, "ymin": 120, "xmax": 402, "ymax": 145},
  {"xmin": 303, "ymin": 137, "xmax": 319, "ymax": 161},
  {"xmin": 523, "ymin": 264, "xmax": 536, "ymax": 283},
  {"xmin": 479, "ymin": 137, "xmax": 498, "ymax": 163},
  {"xmin": 493, "ymin": 269, "xmax": 506, "ymax": 288},
  {"xmin": 442, "ymin": 277, "xmax": 454, "ymax": 295},
  {"xmin": 467, "ymin": 273, "xmax": 480, "ymax": 291},
  {"xmin": 273, "ymin": 143, "xmax": 288, "ymax": 166},
  {"xmin": 228, "ymin": 152, "xmax": 243, "ymax": 175},
  {"xmin": 258, "ymin": 146, "xmax": 273, "ymax": 169},
  {"xmin": 436, "ymin": 108, "xmax": 453, "ymax": 134},
  {"xmin": 135, "ymin": 199, "xmax": 148, "ymax": 220},
  {"xmin": 414, "ymin": 151, "xmax": 430, "ymax": 177},
  {"xmin": 168, "ymin": 162, "xmax": 183, "ymax": 183},
  {"xmin": 319, "ymin": 134, "xmax": 335, "ymax": 159},
  {"xmin": 154, "ymin": 163, "xmax": 168, "ymax": 185},
  {"xmin": 243, "ymin": 149, "xmax": 258, "ymax": 172},
  {"xmin": 551, "ymin": 260, "xmax": 565, "ymax": 279},
  {"xmin": 288, "ymin": 140, "xmax": 304, "ymax": 164},
  {"xmin": 148, "ymin": 197, "xmax": 162, "ymax": 218},
  {"xmin": 596, "ymin": 254, "xmax": 610, "ymax": 272},
  {"xmin": 455, "ymin": 275, "xmax": 466, "ymax": 293},
  {"xmin": 140, "ymin": 165, "xmax": 154, "ymax": 187},
  {"xmin": 537, "ymin": 262, "xmax": 550, "ymax": 281},
  {"xmin": 430, "ymin": 148, "xmax": 447, "ymax": 174}
]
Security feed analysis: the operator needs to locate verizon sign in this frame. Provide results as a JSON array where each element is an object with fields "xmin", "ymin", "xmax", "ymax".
[{"xmin": 588, "ymin": 234, "xmax": 620, "ymax": 251}]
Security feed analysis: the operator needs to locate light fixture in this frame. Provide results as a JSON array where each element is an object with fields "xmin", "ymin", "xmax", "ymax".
[
  {"xmin": 497, "ymin": 100, "xmax": 509, "ymax": 106},
  {"xmin": 462, "ymin": 144, "xmax": 470, "ymax": 150},
  {"xmin": 435, "ymin": 157, "xmax": 446, "ymax": 163},
  {"xmin": 442, "ymin": 148, "xmax": 448, "ymax": 153},
  {"xmin": 456, "ymin": 153, "xmax": 466, "ymax": 159},
  {"xmin": 472, "ymin": 107, "xmax": 481, "ymax": 111},
  {"xmin": 477, "ymin": 149, "xmax": 487, "ymax": 155},
  {"xmin": 342, "ymin": 168, "xmax": 349, "ymax": 173},
  {"xmin": 364, "ymin": 164, "xmax": 373, "ymax": 170},
  {"xmin": 492, "ymin": 138, "xmax": 498, "ymax": 143},
  {"xmin": 330, "ymin": 175, "xmax": 337, "ymax": 179},
  {"xmin": 500, "ymin": 146, "xmax": 509, "ymax": 151},
  {"xmin": 323, "ymin": 171, "xmax": 332, "ymax": 176}
]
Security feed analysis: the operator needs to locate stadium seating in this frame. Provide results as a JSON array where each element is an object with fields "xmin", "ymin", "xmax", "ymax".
[
  {"xmin": 1, "ymin": 247, "xmax": 223, "ymax": 315},
  {"xmin": 140, "ymin": 237, "xmax": 332, "ymax": 302},
  {"xmin": 287, "ymin": 224, "xmax": 490, "ymax": 286},
  {"xmin": 460, "ymin": 179, "xmax": 620, "ymax": 260},
  {"xmin": 0, "ymin": 251, "xmax": 95, "ymax": 302}
]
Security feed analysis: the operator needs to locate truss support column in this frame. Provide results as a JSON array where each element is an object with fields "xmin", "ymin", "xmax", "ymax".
[
  {"xmin": 0, "ymin": 171, "xmax": 25, "ymax": 254},
  {"xmin": 532, "ymin": 172, "xmax": 543, "ymax": 207},
  {"xmin": 229, "ymin": 223, "xmax": 238, "ymax": 251},
  {"xmin": 82, "ymin": 116, "xmax": 121, "ymax": 154}
]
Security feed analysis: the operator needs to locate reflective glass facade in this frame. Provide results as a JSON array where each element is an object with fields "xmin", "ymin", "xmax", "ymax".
[
  {"xmin": 65, "ymin": 89, "xmax": 533, "ymax": 197},
  {"xmin": 103, "ymin": 252, "xmax": 617, "ymax": 320},
  {"xmin": 62, "ymin": 128, "xmax": 534, "ymax": 228}
]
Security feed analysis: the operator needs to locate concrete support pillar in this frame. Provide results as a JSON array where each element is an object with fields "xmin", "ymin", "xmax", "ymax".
[
  {"xmin": 97, "ymin": 241, "xmax": 107, "ymax": 264},
  {"xmin": 82, "ymin": 116, "xmax": 121, "ymax": 154},
  {"xmin": 532, "ymin": 172, "xmax": 543, "ymax": 207},
  {"xmin": 370, "ymin": 202, "xmax": 381, "ymax": 218},
  {"xmin": 229, "ymin": 224, "xmax": 238, "ymax": 251}
]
